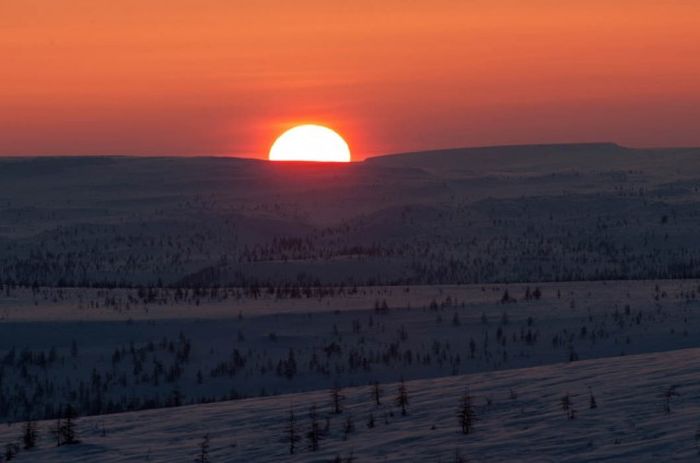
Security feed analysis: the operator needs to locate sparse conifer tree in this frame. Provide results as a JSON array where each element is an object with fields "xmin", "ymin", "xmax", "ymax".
[
  {"xmin": 457, "ymin": 390, "xmax": 476, "ymax": 435},
  {"xmin": 22, "ymin": 420, "xmax": 38, "ymax": 450},
  {"xmin": 50, "ymin": 418, "xmax": 62, "ymax": 447},
  {"xmin": 4, "ymin": 442, "xmax": 19, "ymax": 461},
  {"xmin": 662, "ymin": 385, "xmax": 680, "ymax": 414},
  {"xmin": 501, "ymin": 290, "xmax": 511, "ymax": 304},
  {"xmin": 343, "ymin": 414, "xmax": 355, "ymax": 440},
  {"xmin": 372, "ymin": 381, "xmax": 382, "ymax": 406},
  {"xmin": 286, "ymin": 409, "xmax": 300, "ymax": 455},
  {"xmin": 195, "ymin": 434, "xmax": 209, "ymax": 463},
  {"xmin": 307, "ymin": 405, "xmax": 321, "ymax": 451},
  {"xmin": 561, "ymin": 393, "xmax": 571, "ymax": 412},
  {"xmin": 331, "ymin": 384, "xmax": 344, "ymax": 414},
  {"xmin": 59, "ymin": 405, "xmax": 79, "ymax": 445},
  {"xmin": 396, "ymin": 378, "xmax": 409, "ymax": 416}
]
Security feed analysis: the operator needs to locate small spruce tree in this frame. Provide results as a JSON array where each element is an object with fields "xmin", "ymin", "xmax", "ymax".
[
  {"xmin": 331, "ymin": 384, "xmax": 344, "ymax": 414},
  {"xmin": 22, "ymin": 420, "xmax": 38, "ymax": 450},
  {"xmin": 60, "ymin": 404, "xmax": 79, "ymax": 445},
  {"xmin": 195, "ymin": 434, "xmax": 209, "ymax": 463},
  {"xmin": 458, "ymin": 390, "xmax": 476, "ymax": 435},
  {"xmin": 50, "ymin": 417, "xmax": 62, "ymax": 447},
  {"xmin": 367, "ymin": 412, "xmax": 375, "ymax": 429},
  {"xmin": 286, "ymin": 409, "xmax": 300, "ymax": 455},
  {"xmin": 4, "ymin": 442, "xmax": 20, "ymax": 461},
  {"xmin": 560, "ymin": 393, "xmax": 571, "ymax": 412},
  {"xmin": 343, "ymin": 414, "xmax": 355, "ymax": 441},
  {"xmin": 372, "ymin": 381, "xmax": 382, "ymax": 406},
  {"xmin": 396, "ymin": 378, "xmax": 409, "ymax": 416},
  {"xmin": 307, "ymin": 405, "xmax": 321, "ymax": 452}
]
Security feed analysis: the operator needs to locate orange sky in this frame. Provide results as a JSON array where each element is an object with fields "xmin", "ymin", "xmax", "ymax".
[{"xmin": 1, "ymin": 1, "xmax": 699, "ymax": 159}]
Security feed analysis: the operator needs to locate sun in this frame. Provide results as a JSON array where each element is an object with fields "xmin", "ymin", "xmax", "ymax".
[{"xmin": 269, "ymin": 124, "xmax": 351, "ymax": 162}]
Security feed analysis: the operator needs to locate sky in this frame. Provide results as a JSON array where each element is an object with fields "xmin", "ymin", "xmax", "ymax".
[{"xmin": 1, "ymin": 0, "xmax": 700, "ymax": 160}]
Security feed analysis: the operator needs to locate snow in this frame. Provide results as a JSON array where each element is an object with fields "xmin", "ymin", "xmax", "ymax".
[
  {"xmin": 3, "ymin": 144, "xmax": 700, "ymax": 461},
  {"xmin": 3, "ymin": 144, "xmax": 700, "ymax": 287},
  {"xmin": 1, "ymin": 278, "xmax": 699, "ymax": 423},
  {"xmin": 2, "ymin": 348, "xmax": 698, "ymax": 462}
]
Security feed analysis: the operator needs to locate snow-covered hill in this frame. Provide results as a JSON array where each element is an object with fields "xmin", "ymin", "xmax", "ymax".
[
  {"xmin": 1, "ymin": 279, "xmax": 699, "ymax": 424},
  {"xmin": 3, "ymin": 144, "xmax": 700, "ymax": 461},
  {"xmin": 3, "ymin": 144, "xmax": 700, "ymax": 286},
  {"xmin": 2, "ymin": 347, "xmax": 698, "ymax": 462}
]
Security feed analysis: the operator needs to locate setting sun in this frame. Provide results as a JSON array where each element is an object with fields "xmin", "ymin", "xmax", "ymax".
[{"xmin": 269, "ymin": 125, "xmax": 351, "ymax": 162}]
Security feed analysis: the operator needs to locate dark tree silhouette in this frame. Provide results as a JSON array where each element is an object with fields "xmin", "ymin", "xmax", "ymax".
[
  {"xmin": 560, "ymin": 393, "xmax": 571, "ymax": 411},
  {"xmin": 306, "ymin": 405, "xmax": 321, "ymax": 451},
  {"xmin": 589, "ymin": 389, "xmax": 598, "ymax": 409},
  {"xmin": 458, "ymin": 390, "xmax": 476, "ymax": 435},
  {"xmin": 195, "ymin": 434, "xmax": 209, "ymax": 463},
  {"xmin": 396, "ymin": 378, "xmax": 409, "ymax": 416},
  {"xmin": 22, "ymin": 420, "xmax": 38, "ymax": 450},
  {"xmin": 59, "ymin": 405, "xmax": 79, "ymax": 445},
  {"xmin": 372, "ymin": 381, "xmax": 382, "ymax": 406},
  {"xmin": 286, "ymin": 408, "xmax": 300, "ymax": 455},
  {"xmin": 50, "ymin": 418, "xmax": 62, "ymax": 447},
  {"xmin": 343, "ymin": 414, "xmax": 355, "ymax": 440},
  {"xmin": 662, "ymin": 385, "xmax": 680, "ymax": 414},
  {"xmin": 4, "ymin": 442, "xmax": 19, "ymax": 461},
  {"xmin": 331, "ymin": 384, "xmax": 344, "ymax": 414}
]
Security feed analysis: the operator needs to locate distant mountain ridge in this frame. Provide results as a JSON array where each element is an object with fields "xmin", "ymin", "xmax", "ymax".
[
  {"xmin": 369, "ymin": 142, "xmax": 625, "ymax": 160},
  {"xmin": 365, "ymin": 142, "xmax": 700, "ymax": 173}
]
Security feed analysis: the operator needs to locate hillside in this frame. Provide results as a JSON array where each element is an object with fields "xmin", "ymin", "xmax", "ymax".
[
  {"xmin": 3, "ymin": 144, "xmax": 700, "ymax": 287},
  {"xmin": 1, "ymin": 347, "xmax": 697, "ymax": 462},
  {"xmin": 3, "ymin": 144, "xmax": 700, "ymax": 462}
]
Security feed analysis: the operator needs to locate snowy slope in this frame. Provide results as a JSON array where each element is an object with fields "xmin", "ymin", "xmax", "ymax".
[
  {"xmin": 3, "ymin": 144, "xmax": 700, "ymax": 461},
  {"xmin": 4, "ymin": 144, "xmax": 700, "ymax": 286},
  {"xmin": 2, "ymin": 347, "xmax": 698, "ymax": 462},
  {"xmin": 2, "ymin": 279, "xmax": 700, "ymax": 423}
]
